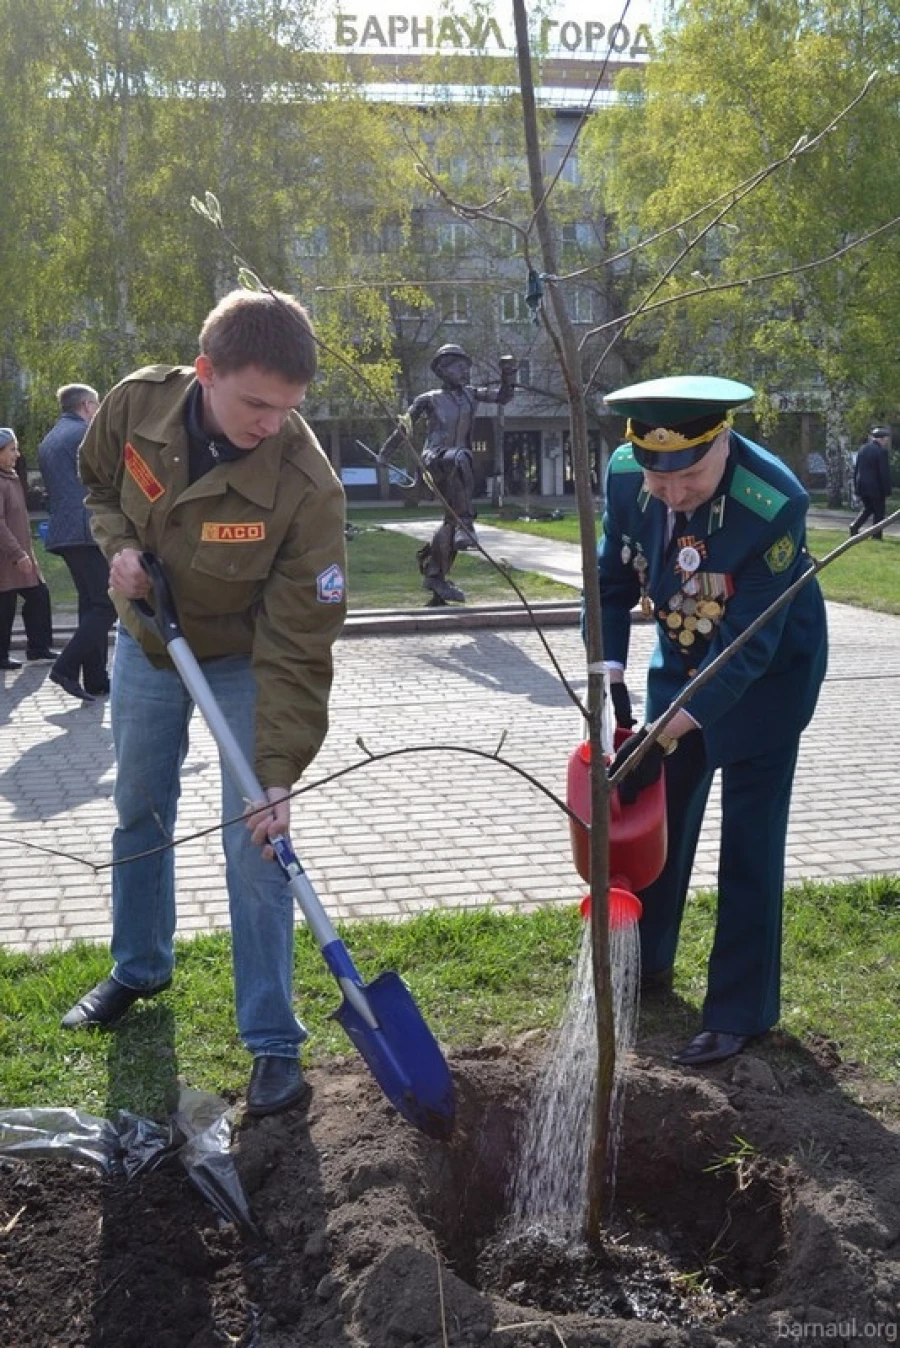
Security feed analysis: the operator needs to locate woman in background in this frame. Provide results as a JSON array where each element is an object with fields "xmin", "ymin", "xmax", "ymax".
[{"xmin": 0, "ymin": 427, "xmax": 55, "ymax": 670}]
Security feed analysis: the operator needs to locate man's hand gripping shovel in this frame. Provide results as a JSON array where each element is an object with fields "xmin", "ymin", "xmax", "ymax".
[{"xmin": 133, "ymin": 554, "xmax": 455, "ymax": 1140}]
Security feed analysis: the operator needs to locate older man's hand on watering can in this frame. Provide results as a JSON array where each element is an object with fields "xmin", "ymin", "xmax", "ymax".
[
  {"xmin": 609, "ymin": 681, "xmax": 636, "ymax": 729},
  {"xmin": 609, "ymin": 727, "xmax": 665, "ymax": 805}
]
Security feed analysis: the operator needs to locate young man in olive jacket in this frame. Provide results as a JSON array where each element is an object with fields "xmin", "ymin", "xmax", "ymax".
[{"xmin": 62, "ymin": 290, "xmax": 348, "ymax": 1117}]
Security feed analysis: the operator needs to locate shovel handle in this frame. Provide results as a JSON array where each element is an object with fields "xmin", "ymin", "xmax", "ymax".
[{"xmin": 133, "ymin": 552, "xmax": 184, "ymax": 647}]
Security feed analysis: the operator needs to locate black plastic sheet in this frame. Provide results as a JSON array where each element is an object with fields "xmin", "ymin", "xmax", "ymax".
[{"xmin": 0, "ymin": 1086, "xmax": 254, "ymax": 1232}]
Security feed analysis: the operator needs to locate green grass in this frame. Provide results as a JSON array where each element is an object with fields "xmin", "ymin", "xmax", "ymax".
[
  {"xmin": 37, "ymin": 509, "xmax": 900, "ymax": 615},
  {"xmin": 806, "ymin": 529, "xmax": 900, "ymax": 613},
  {"xmin": 464, "ymin": 515, "xmax": 900, "ymax": 616},
  {"xmin": 344, "ymin": 523, "xmax": 575, "ymax": 606},
  {"xmin": 33, "ymin": 522, "xmax": 574, "ymax": 614},
  {"xmin": 1, "ymin": 878, "xmax": 897, "ymax": 1119}
]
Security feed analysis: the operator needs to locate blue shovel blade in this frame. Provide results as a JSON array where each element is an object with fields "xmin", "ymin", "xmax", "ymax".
[{"xmin": 332, "ymin": 970, "xmax": 455, "ymax": 1141}]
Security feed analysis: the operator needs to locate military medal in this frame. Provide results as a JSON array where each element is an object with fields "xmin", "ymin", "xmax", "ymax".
[
  {"xmin": 678, "ymin": 629, "xmax": 694, "ymax": 646},
  {"xmin": 630, "ymin": 547, "xmax": 653, "ymax": 617},
  {"xmin": 696, "ymin": 617, "xmax": 713, "ymax": 635},
  {"xmin": 677, "ymin": 544, "xmax": 701, "ymax": 575}
]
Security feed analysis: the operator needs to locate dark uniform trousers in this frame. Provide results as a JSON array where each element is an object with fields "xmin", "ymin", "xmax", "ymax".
[
  {"xmin": 639, "ymin": 729, "xmax": 800, "ymax": 1037},
  {"xmin": 53, "ymin": 545, "xmax": 117, "ymax": 688}
]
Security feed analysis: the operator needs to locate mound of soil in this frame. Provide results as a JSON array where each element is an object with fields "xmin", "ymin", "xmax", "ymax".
[{"xmin": 1, "ymin": 1035, "xmax": 898, "ymax": 1347}]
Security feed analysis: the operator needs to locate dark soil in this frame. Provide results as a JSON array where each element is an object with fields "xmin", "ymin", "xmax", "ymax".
[{"xmin": 1, "ymin": 1033, "xmax": 899, "ymax": 1348}]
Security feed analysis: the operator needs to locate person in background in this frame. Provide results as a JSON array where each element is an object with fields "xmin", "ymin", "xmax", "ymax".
[
  {"xmin": 849, "ymin": 427, "xmax": 892, "ymax": 541},
  {"xmin": 597, "ymin": 375, "xmax": 828, "ymax": 1067},
  {"xmin": 38, "ymin": 383, "xmax": 117, "ymax": 701},
  {"xmin": 0, "ymin": 428, "xmax": 57, "ymax": 670},
  {"xmin": 61, "ymin": 289, "xmax": 347, "ymax": 1119}
]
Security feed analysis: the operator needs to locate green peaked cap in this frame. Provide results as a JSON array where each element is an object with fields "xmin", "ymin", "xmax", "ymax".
[
  {"xmin": 604, "ymin": 375, "xmax": 756, "ymax": 471},
  {"xmin": 604, "ymin": 375, "xmax": 755, "ymax": 426}
]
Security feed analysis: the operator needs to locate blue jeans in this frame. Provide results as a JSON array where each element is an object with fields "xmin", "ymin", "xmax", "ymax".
[{"xmin": 109, "ymin": 627, "xmax": 306, "ymax": 1058}]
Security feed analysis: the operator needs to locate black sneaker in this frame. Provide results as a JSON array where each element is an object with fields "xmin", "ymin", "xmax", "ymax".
[
  {"xmin": 0, "ymin": 657, "xmax": 22, "ymax": 670},
  {"xmin": 26, "ymin": 648, "xmax": 62, "ymax": 662}
]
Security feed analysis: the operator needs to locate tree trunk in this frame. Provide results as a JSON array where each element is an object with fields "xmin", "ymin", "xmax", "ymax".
[{"xmin": 512, "ymin": 0, "xmax": 615, "ymax": 1243}]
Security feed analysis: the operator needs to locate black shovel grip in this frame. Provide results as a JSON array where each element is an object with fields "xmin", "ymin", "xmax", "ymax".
[{"xmin": 132, "ymin": 552, "xmax": 184, "ymax": 647}]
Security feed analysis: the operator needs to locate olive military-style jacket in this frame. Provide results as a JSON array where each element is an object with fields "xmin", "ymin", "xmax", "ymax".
[
  {"xmin": 80, "ymin": 365, "xmax": 347, "ymax": 789},
  {"xmin": 598, "ymin": 431, "xmax": 828, "ymax": 768}
]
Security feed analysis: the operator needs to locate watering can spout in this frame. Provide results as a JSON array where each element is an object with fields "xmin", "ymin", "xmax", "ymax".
[{"xmin": 579, "ymin": 886, "xmax": 643, "ymax": 928}]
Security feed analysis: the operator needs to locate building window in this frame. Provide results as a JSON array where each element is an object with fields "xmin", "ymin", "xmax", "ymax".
[
  {"xmin": 570, "ymin": 288, "xmax": 593, "ymax": 323},
  {"xmin": 516, "ymin": 359, "xmax": 531, "ymax": 387},
  {"xmin": 435, "ymin": 154, "xmax": 468, "ymax": 182},
  {"xmin": 558, "ymin": 153, "xmax": 581, "ymax": 186},
  {"xmin": 560, "ymin": 222, "xmax": 594, "ymax": 259},
  {"xmin": 443, "ymin": 290, "xmax": 471, "ymax": 323},
  {"xmin": 437, "ymin": 222, "xmax": 473, "ymax": 256},
  {"xmin": 293, "ymin": 227, "xmax": 327, "ymax": 258},
  {"xmin": 501, "ymin": 291, "xmax": 528, "ymax": 323}
]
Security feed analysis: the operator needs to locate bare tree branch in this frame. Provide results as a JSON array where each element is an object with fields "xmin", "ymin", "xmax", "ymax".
[{"xmin": 583, "ymin": 214, "xmax": 900, "ymax": 346}]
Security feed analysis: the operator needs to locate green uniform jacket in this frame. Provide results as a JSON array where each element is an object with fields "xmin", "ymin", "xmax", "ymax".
[{"xmin": 80, "ymin": 365, "xmax": 347, "ymax": 789}]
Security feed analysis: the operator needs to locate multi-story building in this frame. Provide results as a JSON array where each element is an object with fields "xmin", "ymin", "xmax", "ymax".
[{"xmin": 301, "ymin": 0, "xmax": 658, "ymax": 501}]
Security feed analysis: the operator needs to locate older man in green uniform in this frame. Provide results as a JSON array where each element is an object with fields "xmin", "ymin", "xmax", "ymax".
[
  {"xmin": 61, "ymin": 289, "xmax": 347, "ymax": 1117},
  {"xmin": 598, "ymin": 375, "xmax": 828, "ymax": 1066}
]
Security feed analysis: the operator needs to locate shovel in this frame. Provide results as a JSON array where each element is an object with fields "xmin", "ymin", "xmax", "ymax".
[{"xmin": 132, "ymin": 553, "xmax": 455, "ymax": 1140}]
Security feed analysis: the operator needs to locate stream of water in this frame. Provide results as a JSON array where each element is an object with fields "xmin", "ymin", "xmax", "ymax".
[{"xmin": 508, "ymin": 916, "xmax": 641, "ymax": 1239}]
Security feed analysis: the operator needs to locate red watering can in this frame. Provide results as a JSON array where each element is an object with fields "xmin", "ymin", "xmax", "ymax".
[{"xmin": 567, "ymin": 729, "xmax": 668, "ymax": 925}]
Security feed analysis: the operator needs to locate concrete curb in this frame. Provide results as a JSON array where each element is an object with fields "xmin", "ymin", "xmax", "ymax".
[{"xmin": 13, "ymin": 600, "xmax": 584, "ymax": 648}]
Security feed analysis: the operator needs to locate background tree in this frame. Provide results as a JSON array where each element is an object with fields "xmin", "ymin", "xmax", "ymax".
[{"xmin": 580, "ymin": 0, "xmax": 900, "ymax": 503}]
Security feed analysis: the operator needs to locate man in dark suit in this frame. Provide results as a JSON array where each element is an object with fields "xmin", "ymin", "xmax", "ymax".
[
  {"xmin": 850, "ymin": 427, "xmax": 892, "ymax": 540},
  {"xmin": 596, "ymin": 375, "xmax": 828, "ymax": 1066}
]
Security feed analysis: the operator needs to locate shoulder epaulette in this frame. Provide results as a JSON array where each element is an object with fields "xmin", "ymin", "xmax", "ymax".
[
  {"xmin": 121, "ymin": 364, "xmax": 185, "ymax": 386},
  {"xmin": 608, "ymin": 445, "xmax": 642, "ymax": 475},
  {"xmin": 729, "ymin": 464, "xmax": 788, "ymax": 520}
]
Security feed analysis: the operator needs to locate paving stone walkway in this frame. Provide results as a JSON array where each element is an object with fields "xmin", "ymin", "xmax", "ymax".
[{"xmin": 1, "ymin": 593, "xmax": 899, "ymax": 954}]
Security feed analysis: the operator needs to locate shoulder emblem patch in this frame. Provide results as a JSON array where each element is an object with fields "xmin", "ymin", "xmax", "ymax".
[
  {"xmin": 764, "ymin": 534, "xmax": 796, "ymax": 574},
  {"xmin": 124, "ymin": 442, "xmax": 165, "ymax": 502},
  {"xmin": 729, "ymin": 465, "xmax": 788, "ymax": 521},
  {"xmin": 609, "ymin": 446, "xmax": 642, "ymax": 475},
  {"xmin": 316, "ymin": 563, "xmax": 345, "ymax": 604}
]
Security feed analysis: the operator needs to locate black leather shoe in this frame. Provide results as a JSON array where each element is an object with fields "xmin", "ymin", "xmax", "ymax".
[
  {"xmin": 672, "ymin": 1030, "xmax": 751, "ymax": 1067},
  {"xmin": 84, "ymin": 678, "xmax": 111, "ymax": 696},
  {"xmin": 26, "ymin": 648, "xmax": 61, "ymax": 661},
  {"xmin": 641, "ymin": 966, "xmax": 674, "ymax": 995},
  {"xmin": 246, "ymin": 1056, "xmax": 311, "ymax": 1117},
  {"xmin": 49, "ymin": 669, "xmax": 95, "ymax": 702},
  {"xmin": 61, "ymin": 976, "xmax": 171, "ymax": 1029},
  {"xmin": 0, "ymin": 657, "xmax": 22, "ymax": 670}
]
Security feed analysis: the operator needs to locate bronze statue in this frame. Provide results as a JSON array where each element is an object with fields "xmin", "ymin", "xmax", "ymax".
[{"xmin": 380, "ymin": 344, "xmax": 517, "ymax": 604}]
